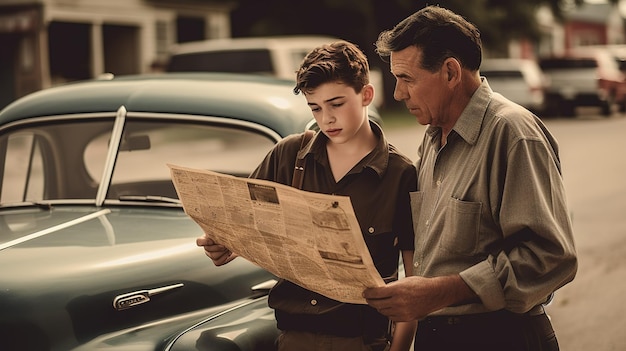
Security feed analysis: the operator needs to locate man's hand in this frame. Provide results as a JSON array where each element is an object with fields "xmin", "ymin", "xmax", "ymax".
[
  {"xmin": 196, "ymin": 235, "xmax": 238, "ymax": 266},
  {"xmin": 363, "ymin": 275, "xmax": 476, "ymax": 322}
]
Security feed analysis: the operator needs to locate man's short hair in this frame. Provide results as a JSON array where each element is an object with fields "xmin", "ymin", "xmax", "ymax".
[{"xmin": 375, "ymin": 5, "xmax": 482, "ymax": 72}]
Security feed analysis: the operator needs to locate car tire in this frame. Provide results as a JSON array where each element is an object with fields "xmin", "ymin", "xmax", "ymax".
[
  {"xmin": 562, "ymin": 101, "xmax": 576, "ymax": 118},
  {"xmin": 601, "ymin": 100, "xmax": 612, "ymax": 116}
]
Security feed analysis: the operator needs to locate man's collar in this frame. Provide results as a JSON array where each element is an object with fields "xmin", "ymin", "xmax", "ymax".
[{"xmin": 426, "ymin": 78, "xmax": 492, "ymax": 145}]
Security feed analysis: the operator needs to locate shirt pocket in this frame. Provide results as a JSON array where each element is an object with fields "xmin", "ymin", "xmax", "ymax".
[{"xmin": 440, "ymin": 197, "xmax": 482, "ymax": 256}]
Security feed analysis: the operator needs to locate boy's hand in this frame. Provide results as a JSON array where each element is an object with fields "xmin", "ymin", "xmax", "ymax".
[{"xmin": 196, "ymin": 235, "xmax": 238, "ymax": 266}]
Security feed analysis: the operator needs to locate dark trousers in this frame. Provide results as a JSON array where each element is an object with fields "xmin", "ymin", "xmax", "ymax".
[
  {"xmin": 414, "ymin": 309, "xmax": 559, "ymax": 351},
  {"xmin": 277, "ymin": 330, "xmax": 390, "ymax": 351}
]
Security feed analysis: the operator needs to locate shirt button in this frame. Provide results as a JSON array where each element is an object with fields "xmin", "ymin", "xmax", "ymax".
[
  {"xmin": 368, "ymin": 227, "xmax": 375, "ymax": 234},
  {"xmin": 310, "ymin": 299, "xmax": 317, "ymax": 306},
  {"xmin": 436, "ymin": 180, "xmax": 442, "ymax": 186},
  {"xmin": 413, "ymin": 262, "xmax": 420, "ymax": 268}
]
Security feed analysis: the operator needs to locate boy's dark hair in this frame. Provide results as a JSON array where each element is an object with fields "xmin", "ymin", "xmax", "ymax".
[
  {"xmin": 294, "ymin": 40, "xmax": 370, "ymax": 95},
  {"xmin": 375, "ymin": 5, "xmax": 482, "ymax": 72}
]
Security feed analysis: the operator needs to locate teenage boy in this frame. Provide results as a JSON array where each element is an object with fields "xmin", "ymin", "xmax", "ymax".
[{"xmin": 197, "ymin": 40, "xmax": 417, "ymax": 351}]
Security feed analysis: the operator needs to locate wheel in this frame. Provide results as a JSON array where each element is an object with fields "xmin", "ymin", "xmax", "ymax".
[{"xmin": 562, "ymin": 101, "xmax": 576, "ymax": 117}]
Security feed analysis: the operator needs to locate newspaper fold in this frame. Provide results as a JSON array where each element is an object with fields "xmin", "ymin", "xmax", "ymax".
[{"xmin": 168, "ymin": 164, "xmax": 385, "ymax": 304}]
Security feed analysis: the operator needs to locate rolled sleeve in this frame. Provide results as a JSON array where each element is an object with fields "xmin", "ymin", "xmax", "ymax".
[{"xmin": 459, "ymin": 259, "xmax": 506, "ymax": 311}]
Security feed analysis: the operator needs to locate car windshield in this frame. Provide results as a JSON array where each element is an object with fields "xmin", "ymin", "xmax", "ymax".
[{"xmin": 0, "ymin": 116, "xmax": 276, "ymax": 206}]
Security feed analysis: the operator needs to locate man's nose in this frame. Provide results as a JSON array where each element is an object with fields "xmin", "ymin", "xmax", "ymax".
[{"xmin": 393, "ymin": 81, "xmax": 407, "ymax": 101}]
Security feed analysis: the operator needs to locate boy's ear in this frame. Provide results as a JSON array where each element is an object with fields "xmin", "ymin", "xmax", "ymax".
[{"xmin": 361, "ymin": 84, "xmax": 375, "ymax": 106}]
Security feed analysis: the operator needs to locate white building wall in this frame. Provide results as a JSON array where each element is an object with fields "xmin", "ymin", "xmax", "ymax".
[
  {"xmin": 38, "ymin": 0, "xmax": 231, "ymax": 79},
  {"xmin": 607, "ymin": 6, "xmax": 625, "ymax": 44}
]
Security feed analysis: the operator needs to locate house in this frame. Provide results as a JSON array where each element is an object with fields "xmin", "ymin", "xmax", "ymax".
[
  {"xmin": 493, "ymin": 2, "xmax": 625, "ymax": 60},
  {"xmin": 564, "ymin": 1, "xmax": 625, "ymax": 51},
  {"xmin": 0, "ymin": 0, "xmax": 235, "ymax": 109}
]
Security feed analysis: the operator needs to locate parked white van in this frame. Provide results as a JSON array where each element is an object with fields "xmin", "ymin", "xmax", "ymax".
[{"xmin": 166, "ymin": 36, "xmax": 384, "ymax": 108}]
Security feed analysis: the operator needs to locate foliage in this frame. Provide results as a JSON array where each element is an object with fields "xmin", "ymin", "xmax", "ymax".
[
  {"xmin": 230, "ymin": 0, "xmax": 594, "ymax": 55},
  {"xmin": 228, "ymin": 0, "xmax": 607, "ymax": 107}
]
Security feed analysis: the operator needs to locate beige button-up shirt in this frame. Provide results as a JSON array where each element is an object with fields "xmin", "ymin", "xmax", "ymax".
[{"xmin": 412, "ymin": 79, "xmax": 577, "ymax": 316}]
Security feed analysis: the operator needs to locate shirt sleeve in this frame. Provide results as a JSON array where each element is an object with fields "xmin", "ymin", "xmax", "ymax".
[
  {"xmin": 460, "ymin": 137, "xmax": 577, "ymax": 313},
  {"xmin": 395, "ymin": 162, "xmax": 418, "ymax": 251}
]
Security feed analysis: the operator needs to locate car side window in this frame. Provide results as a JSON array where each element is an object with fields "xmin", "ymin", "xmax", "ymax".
[
  {"xmin": 290, "ymin": 49, "xmax": 312, "ymax": 73},
  {"xmin": 1, "ymin": 132, "xmax": 45, "ymax": 204},
  {"xmin": 167, "ymin": 49, "xmax": 274, "ymax": 75}
]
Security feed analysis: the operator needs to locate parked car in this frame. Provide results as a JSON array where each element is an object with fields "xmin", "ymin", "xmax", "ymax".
[
  {"xmin": 165, "ymin": 35, "xmax": 385, "ymax": 108},
  {"xmin": 539, "ymin": 50, "xmax": 626, "ymax": 117},
  {"xmin": 571, "ymin": 44, "xmax": 626, "ymax": 71},
  {"xmin": 480, "ymin": 58, "xmax": 548, "ymax": 114},
  {"xmin": 0, "ymin": 72, "xmax": 381, "ymax": 351}
]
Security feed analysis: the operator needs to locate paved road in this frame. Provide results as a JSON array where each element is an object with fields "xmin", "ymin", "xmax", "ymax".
[{"xmin": 384, "ymin": 112, "xmax": 626, "ymax": 351}]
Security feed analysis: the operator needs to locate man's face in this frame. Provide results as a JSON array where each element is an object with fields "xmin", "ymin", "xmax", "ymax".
[
  {"xmin": 390, "ymin": 46, "xmax": 450, "ymax": 128},
  {"xmin": 304, "ymin": 81, "xmax": 371, "ymax": 144}
]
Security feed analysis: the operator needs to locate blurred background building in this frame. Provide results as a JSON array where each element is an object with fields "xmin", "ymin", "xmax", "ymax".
[
  {"xmin": 1, "ymin": 0, "xmax": 625, "ymax": 110},
  {"xmin": 0, "ymin": 0, "xmax": 235, "ymax": 109}
]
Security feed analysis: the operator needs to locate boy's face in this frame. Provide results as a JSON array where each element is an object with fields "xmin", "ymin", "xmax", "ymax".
[{"xmin": 304, "ymin": 81, "xmax": 372, "ymax": 144}]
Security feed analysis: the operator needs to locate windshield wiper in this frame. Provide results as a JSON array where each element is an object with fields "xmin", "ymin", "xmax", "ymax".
[
  {"xmin": 117, "ymin": 195, "xmax": 181, "ymax": 204},
  {"xmin": 0, "ymin": 201, "xmax": 53, "ymax": 210}
]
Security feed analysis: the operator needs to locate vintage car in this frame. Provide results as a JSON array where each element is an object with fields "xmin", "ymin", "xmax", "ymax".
[{"xmin": 0, "ymin": 72, "xmax": 382, "ymax": 351}]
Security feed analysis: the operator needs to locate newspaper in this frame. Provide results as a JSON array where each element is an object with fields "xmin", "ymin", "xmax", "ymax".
[{"xmin": 168, "ymin": 164, "xmax": 385, "ymax": 304}]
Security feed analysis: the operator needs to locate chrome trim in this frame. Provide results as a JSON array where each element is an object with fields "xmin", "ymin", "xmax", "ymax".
[
  {"xmin": 0, "ymin": 112, "xmax": 116, "ymax": 132},
  {"xmin": 126, "ymin": 111, "xmax": 284, "ymax": 143},
  {"xmin": 163, "ymin": 296, "xmax": 265, "ymax": 351},
  {"xmin": 0, "ymin": 209, "xmax": 111, "ymax": 251},
  {"xmin": 113, "ymin": 283, "xmax": 184, "ymax": 311},
  {"xmin": 304, "ymin": 119, "xmax": 318, "ymax": 131},
  {"xmin": 0, "ymin": 200, "xmax": 83, "ymax": 209},
  {"xmin": 251, "ymin": 279, "xmax": 278, "ymax": 291},
  {"xmin": 1, "ymin": 111, "xmax": 287, "ymax": 144},
  {"xmin": 96, "ymin": 106, "xmax": 127, "ymax": 207},
  {"xmin": 98, "ymin": 212, "xmax": 116, "ymax": 245}
]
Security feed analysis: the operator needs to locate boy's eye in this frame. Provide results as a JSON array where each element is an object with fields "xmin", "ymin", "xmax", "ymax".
[{"xmin": 332, "ymin": 102, "xmax": 344, "ymax": 108}]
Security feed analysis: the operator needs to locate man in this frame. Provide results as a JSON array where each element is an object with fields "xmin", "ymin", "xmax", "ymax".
[{"xmin": 362, "ymin": 6, "xmax": 577, "ymax": 351}]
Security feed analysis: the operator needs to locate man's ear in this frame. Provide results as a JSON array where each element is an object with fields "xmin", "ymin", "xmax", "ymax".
[
  {"xmin": 361, "ymin": 84, "xmax": 375, "ymax": 106},
  {"xmin": 443, "ymin": 57, "xmax": 462, "ymax": 85}
]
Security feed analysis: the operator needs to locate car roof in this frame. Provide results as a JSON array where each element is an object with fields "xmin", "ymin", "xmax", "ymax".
[
  {"xmin": 170, "ymin": 35, "xmax": 338, "ymax": 55},
  {"xmin": 0, "ymin": 73, "xmax": 315, "ymax": 137}
]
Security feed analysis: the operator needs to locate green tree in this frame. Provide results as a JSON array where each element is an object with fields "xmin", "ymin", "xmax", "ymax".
[
  {"xmin": 230, "ymin": 0, "xmax": 597, "ymax": 53},
  {"xmin": 229, "ymin": 0, "xmax": 603, "ymax": 106}
]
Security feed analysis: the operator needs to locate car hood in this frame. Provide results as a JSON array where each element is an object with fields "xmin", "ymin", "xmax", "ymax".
[{"xmin": 0, "ymin": 205, "xmax": 275, "ymax": 350}]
